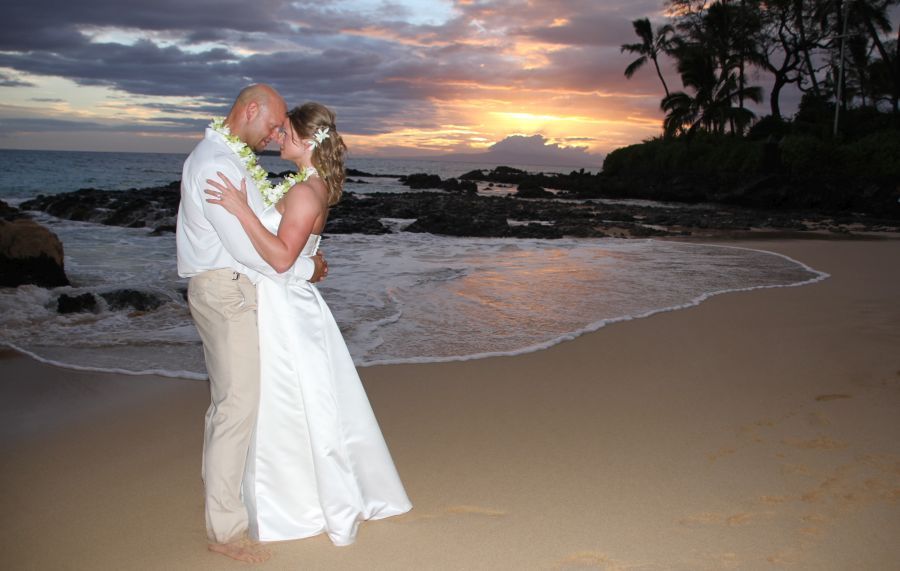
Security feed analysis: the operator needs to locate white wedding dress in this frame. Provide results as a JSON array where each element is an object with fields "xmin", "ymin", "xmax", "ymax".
[{"xmin": 242, "ymin": 206, "xmax": 412, "ymax": 546}]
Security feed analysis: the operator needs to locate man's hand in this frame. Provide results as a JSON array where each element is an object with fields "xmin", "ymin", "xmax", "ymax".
[{"xmin": 310, "ymin": 251, "xmax": 328, "ymax": 283}]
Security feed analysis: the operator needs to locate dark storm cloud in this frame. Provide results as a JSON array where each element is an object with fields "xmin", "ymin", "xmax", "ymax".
[
  {"xmin": 1, "ymin": 0, "xmax": 289, "ymax": 51},
  {"xmin": 0, "ymin": 1, "xmax": 602, "ymax": 96},
  {"xmin": 0, "ymin": 0, "xmax": 683, "ymax": 148}
]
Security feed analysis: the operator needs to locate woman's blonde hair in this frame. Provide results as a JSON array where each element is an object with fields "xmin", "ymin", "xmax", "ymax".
[{"xmin": 287, "ymin": 102, "xmax": 346, "ymax": 206}]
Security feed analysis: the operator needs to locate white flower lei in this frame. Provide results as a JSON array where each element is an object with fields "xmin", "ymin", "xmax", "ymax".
[{"xmin": 209, "ymin": 117, "xmax": 318, "ymax": 207}]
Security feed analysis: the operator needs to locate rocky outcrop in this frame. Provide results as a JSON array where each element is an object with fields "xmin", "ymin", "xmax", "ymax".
[
  {"xmin": 405, "ymin": 209, "xmax": 510, "ymax": 237},
  {"xmin": 20, "ymin": 182, "xmax": 181, "ymax": 232},
  {"xmin": 346, "ymin": 168, "xmax": 403, "ymax": 178},
  {"xmin": 439, "ymin": 178, "xmax": 477, "ymax": 194},
  {"xmin": 400, "ymin": 173, "xmax": 442, "ymax": 189},
  {"xmin": 56, "ymin": 288, "xmax": 167, "ymax": 314},
  {"xmin": 16, "ymin": 174, "xmax": 900, "ymax": 242},
  {"xmin": 0, "ymin": 200, "xmax": 69, "ymax": 288},
  {"xmin": 515, "ymin": 181, "xmax": 554, "ymax": 198},
  {"xmin": 399, "ymin": 173, "xmax": 477, "ymax": 194},
  {"xmin": 325, "ymin": 216, "xmax": 390, "ymax": 235}
]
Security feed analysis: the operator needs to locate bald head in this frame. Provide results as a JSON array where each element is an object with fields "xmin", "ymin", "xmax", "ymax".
[
  {"xmin": 226, "ymin": 83, "xmax": 288, "ymax": 151},
  {"xmin": 233, "ymin": 84, "xmax": 281, "ymax": 111}
]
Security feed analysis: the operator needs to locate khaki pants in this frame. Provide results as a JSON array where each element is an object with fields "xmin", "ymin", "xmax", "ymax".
[{"xmin": 187, "ymin": 269, "xmax": 259, "ymax": 544}]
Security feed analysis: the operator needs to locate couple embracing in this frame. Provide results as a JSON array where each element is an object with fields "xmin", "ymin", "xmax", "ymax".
[{"xmin": 175, "ymin": 84, "xmax": 411, "ymax": 562}]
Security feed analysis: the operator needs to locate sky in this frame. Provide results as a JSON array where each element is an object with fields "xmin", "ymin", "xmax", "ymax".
[{"xmin": 0, "ymin": 0, "xmax": 896, "ymax": 165}]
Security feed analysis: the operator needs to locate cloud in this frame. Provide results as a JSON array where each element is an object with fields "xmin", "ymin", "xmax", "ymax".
[
  {"xmin": 1, "ymin": 0, "xmax": 287, "ymax": 52},
  {"xmin": 0, "ymin": 103, "xmax": 205, "ymax": 134},
  {"xmin": 0, "ymin": 71, "xmax": 35, "ymax": 88},
  {"xmin": 483, "ymin": 134, "xmax": 601, "ymax": 167},
  {"xmin": 0, "ymin": 0, "xmax": 727, "ymax": 154}
]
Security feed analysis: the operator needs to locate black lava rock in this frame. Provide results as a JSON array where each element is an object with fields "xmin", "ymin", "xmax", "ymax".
[
  {"xmin": 515, "ymin": 181, "xmax": 554, "ymax": 198},
  {"xmin": 57, "ymin": 293, "xmax": 97, "ymax": 314},
  {"xmin": 99, "ymin": 289, "xmax": 164, "ymax": 312},
  {"xmin": 400, "ymin": 173, "xmax": 443, "ymax": 189}
]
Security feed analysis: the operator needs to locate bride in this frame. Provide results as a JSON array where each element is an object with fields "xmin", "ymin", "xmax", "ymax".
[{"xmin": 205, "ymin": 102, "xmax": 411, "ymax": 546}]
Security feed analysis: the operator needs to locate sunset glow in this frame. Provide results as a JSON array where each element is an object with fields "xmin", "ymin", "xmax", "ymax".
[{"xmin": 4, "ymin": 0, "xmax": 866, "ymax": 163}]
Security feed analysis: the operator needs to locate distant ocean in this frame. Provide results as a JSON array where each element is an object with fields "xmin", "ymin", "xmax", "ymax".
[{"xmin": 0, "ymin": 148, "xmax": 827, "ymax": 379}]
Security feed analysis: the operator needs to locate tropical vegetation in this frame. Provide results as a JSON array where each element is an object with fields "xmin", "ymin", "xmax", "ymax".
[{"xmin": 621, "ymin": 0, "xmax": 900, "ymax": 138}]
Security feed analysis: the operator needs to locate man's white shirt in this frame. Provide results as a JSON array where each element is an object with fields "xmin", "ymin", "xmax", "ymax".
[{"xmin": 176, "ymin": 128, "xmax": 315, "ymax": 283}]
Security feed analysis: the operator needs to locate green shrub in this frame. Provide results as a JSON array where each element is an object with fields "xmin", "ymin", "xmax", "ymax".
[
  {"xmin": 839, "ymin": 130, "xmax": 900, "ymax": 177},
  {"xmin": 602, "ymin": 135, "xmax": 765, "ymax": 176},
  {"xmin": 603, "ymin": 127, "xmax": 900, "ymax": 180},
  {"xmin": 779, "ymin": 135, "xmax": 833, "ymax": 175}
]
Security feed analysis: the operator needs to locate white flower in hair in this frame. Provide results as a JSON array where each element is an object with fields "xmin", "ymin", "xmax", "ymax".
[{"xmin": 306, "ymin": 126, "xmax": 330, "ymax": 151}]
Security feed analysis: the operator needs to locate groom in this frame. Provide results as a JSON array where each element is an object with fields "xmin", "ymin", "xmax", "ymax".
[{"xmin": 176, "ymin": 84, "xmax": 326, "ymax": 562}]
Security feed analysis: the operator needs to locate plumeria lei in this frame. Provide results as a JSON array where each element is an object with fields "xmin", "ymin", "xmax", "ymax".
[{"xmin": 209, "ymin": 117, "xmax": 317, "ymax": 207}]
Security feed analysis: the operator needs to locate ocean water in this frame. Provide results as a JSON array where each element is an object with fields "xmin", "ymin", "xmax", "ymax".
[
  {"xmin": 0, "ymin": 148, "xmax": 588, "ymax": 203},
  {"xmin": 0, "ymin": 149, "xmax": 826, "ymax": 379}
]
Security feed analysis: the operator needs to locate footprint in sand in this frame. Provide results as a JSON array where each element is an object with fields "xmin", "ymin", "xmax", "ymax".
[
  {"xmin": 758, "ymin": 494, "xmax": 791, "ymax": 505},
  {"xmin": 400, "ymin": 504, "xmax": 507, "ymax": 522},
  {"xmin": 707, "ymin": 446, "xmax": 736, "ymax": 462},
  {"xmin": 783, "ymin": 436, "xmax": 848, "ymax": 450},
  {"xmin": 807, "ymin": 411, "xmax": 831, "ymax": 427},
  {"xmin": 736, "ymin": 419, "xmax": 776, "ymax": 443},
  {"xmin": 781, "ymin": 462, "xmax": 813, "ymax": 476},
  {"xmin": 766, "ymin": 547, "xmax": 804, "ymax": 565},
  {"xmin": 555, "ymin": 551, "xmax": 665, "ymax": 571},
  {"xmin": 678, "ymin": 511, "xmax": 760, "ymax": 528},
  {"xmin": 444, "ymin": 505, "xmax": 506, "ymax": 517},
  {"xmin": 814, "ymin": 394, "xmax": 853, "ymax": 402},
  {"xmin": 555, "ymin": 551, "xmax": 618, "ymax": 570}
]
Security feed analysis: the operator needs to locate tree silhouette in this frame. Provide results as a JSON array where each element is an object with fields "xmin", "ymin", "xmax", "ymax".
[
  {"xmin": 621, "ymin": 17, "xmax": 675, "ymax": 98},
  {"xmin": 662, "ymin": 38, "xmax": 762, "ymax": 136}
]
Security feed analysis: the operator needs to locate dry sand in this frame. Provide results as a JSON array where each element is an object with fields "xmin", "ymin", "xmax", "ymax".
[{"xmin": 2, "ymin": 238, "xmax": 899, "ymax": 570}]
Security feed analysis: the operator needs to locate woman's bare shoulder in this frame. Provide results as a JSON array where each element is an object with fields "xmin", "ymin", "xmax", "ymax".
[{"xmin": 283, "ymin": 179, "xmax": 327, "ymax": 214}]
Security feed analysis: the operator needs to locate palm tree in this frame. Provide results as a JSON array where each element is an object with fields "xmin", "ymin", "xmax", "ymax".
[
  {"xmin": 661, "ymin": 44, "xmax": 763, "ymax": 136},
  {"xmin": 621, "ymin": 18, "xmax": 675, "ymax": 98},
  {"xmin": 848, "ymin": 0, "xmax": 899, "ymax": 112}
]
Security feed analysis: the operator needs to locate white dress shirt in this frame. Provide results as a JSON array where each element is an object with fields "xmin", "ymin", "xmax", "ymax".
[{"xmin": 176, "ymin": 128, "xmax": 315, "ymax": 283}]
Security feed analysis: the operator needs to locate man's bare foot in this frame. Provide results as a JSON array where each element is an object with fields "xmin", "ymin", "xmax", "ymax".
[{"xmin": 208, "ymin": 537, "xmax": 271, "ymax": 563}]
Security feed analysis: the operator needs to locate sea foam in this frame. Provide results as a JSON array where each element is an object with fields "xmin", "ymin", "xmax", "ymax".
[{"xmin": 0, "ymin": 218, "xmax": 825, "ymax": 379}]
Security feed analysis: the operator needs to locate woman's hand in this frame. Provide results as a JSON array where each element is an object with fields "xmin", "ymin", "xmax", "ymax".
[{"xmin": 205, "ymin": 172, "xmax": 252, "ymax": 218}]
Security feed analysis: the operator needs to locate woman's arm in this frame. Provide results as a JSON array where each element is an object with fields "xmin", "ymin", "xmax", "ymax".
[{"xmin": 205, "ymin": 172, "xmax": 320, "ymax": 273}]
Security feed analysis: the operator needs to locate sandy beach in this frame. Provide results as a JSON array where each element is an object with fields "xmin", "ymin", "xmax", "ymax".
[{"xmin": 2, "ymin": 238, "xmax": 899, "ymax": 570}]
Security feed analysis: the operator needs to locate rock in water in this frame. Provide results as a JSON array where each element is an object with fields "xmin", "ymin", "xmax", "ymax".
[
  {"xmin": 57, "ymin": 293, "xmax": 97, "ymax": 314},
  {"xmin": 0, "ymin": 201, "xmax": 69, "ymax": 288},
  {"xmin": 99, "ymin": 289, "xmax": 164, "ymax": 311},
  {"xmin": 515, "ymin": 181, "xmax": 554, "ymax": 198},
  {"xmin": 405, "ymin": 209, "xmax": 510, "ymax": 237},
  {"xmin": 400, "ymin": 173, "xmax": 443, "ymax": 189}
]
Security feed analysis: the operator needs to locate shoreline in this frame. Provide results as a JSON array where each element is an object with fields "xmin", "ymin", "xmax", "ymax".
[
  {"xmin": 3, "ymin": 238, "xmax": 899, "ymax": 569},
  {"xmin": 2, "ymin": 235, "xmax": 847, "ymax": 380}
]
